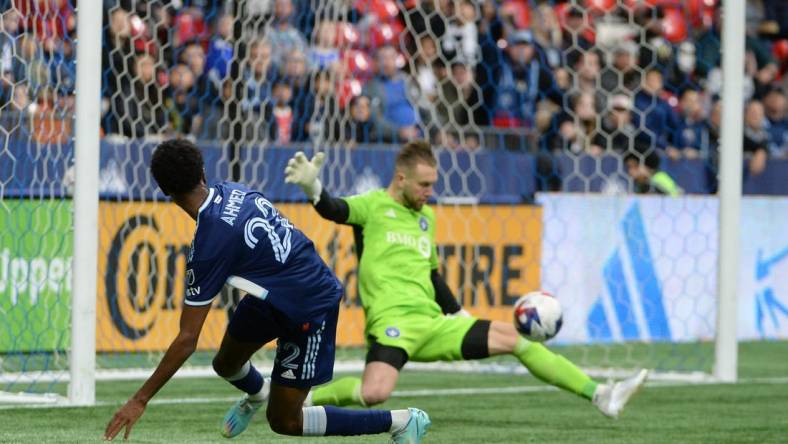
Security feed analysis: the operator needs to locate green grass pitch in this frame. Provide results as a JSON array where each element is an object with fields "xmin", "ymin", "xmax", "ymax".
[{"xmin": 2, "ymin": 341, "xmax": 787, "ymax": 443}]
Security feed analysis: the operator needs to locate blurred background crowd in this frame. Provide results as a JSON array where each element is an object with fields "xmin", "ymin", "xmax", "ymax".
[{"xmin": 0, "ymin": 0, "xmax": 786, "ymax": 194}]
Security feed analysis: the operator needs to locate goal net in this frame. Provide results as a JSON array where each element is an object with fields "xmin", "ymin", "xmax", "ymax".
[{"xmin": 3, "ymin": 0, "xmax": 786, "ymax": 404}]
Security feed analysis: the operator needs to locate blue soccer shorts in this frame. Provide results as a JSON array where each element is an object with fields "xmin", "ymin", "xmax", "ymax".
[{"xmin": 227, "ymin": 295, "xmax": 338, "ymax": 389}]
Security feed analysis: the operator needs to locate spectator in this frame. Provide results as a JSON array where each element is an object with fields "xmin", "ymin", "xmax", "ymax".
[
  {"xmin": 760, "ymin": 0, "xmax": 788, "ymax": 38},
  {"xmin": 308, "ymin": 21, "xmax": 340, "ymax": 71},
  {"xmin": 743, "ymin": 100, "xmax": 770, "ymax": 176},
  {"xmin": 762, "ymin": 87, "xmax": 788, "ymax": 157},
  {"xmin": 413, "ymin": 36, "xmax": 440, "ymax": 105},
  {"xmin": 47, "ymin": 37, "xmax": 76, "ymax": 97},
  {"xmin": 406, "ymin": 0, "xmax": 447, "ymax": 42},
  {"xmin": 164, "ymin": 63, "xmax": 200, "ymax": 137},
  {"xmin": 592, "ymin": 94, "xmax": 649, "ymax": 155},
  {"xmin": 179, "ymin": 42, "xmax": 220, "ymax": 137},
  {"xmin": 696, "ymin": 6, "xmax": 778, "ymax": 89},
  {"xmin": 364, "ymin": 45, "xmax": 420, "ymax": 143},
  {"xmin": 101, "ymin": 7, "xmax": 134, "ymax": 134},
  {"xmin": 676, "ymin": 88, "xmax": 710, "ymax": 159},
  {"xmin": 280, "ymin": 49, "xmax": 313, "ymax": 141},
  {"xmin": 263, "ymin": 80, "xmax": 295, "ymax": 144},
  {"xmin": 111, "ymin": 52, "xmax": 167, "ymax": 138},
  {"xmin": 307, "ymin": 69, "xmax": 340, "ymax": 142},
  {"xmin": 266, "ymin": 0, "xmax": 307, "ymax": 66},
  {"xmin": 547, "ymin": 92, "xmax": 599, "ymax": 155},
  {"xmin": 561, "ymin": 6, "xmax": 593, "ymax": 68},
  {"xmin": 13, "ymin": 35, "xmax": 49, "ymax": 98},
  {"xmin": 663, "ymin": 41, "xmax": 697, "ymax": 93},
  {"xmin": 632, "ymin": 69, "xmax": 683, "ymax": 155},
  {"xmin": 600, "ymin": 41, "xmax": 641, "ymax": 95},
  {"xmin": 181, "ymin": 42, "xmax": 220, "ymax": 106},
  {"xmin": 531, "ymin": 2, "xmax": 563, "ymax": 68},
  {"xmin": 0, "ymin": 9, "xmax": 20, "ymax": 105},
  {"xmin": 633, "ymin": 5, "xmax": 673, "ymax": 71},
  {"xmin": 337, "ymin": 94, "xmax": 377, "ymax": 146},
  {"xmin": 442, "ymin": 0, "xmax": 480, "ymax": 67},
  {"xmin": 435, "ymin": 60, "xmax": 483, "ymax": 149},
  {"xmin": 703, "ymin": 98, "xmax": 722, "ymax": 193},
  {"xmin": 241, "ymin": 39, "xmax": 277, "ymax": 112},
  {"xmin": 570, "ymin": 50, "xmax": 605, "ymax": 112},
  {"xmin": 492, "ymin": 29, "xmax": 562, "ymax": 128},
  {"xmin": 625, "ymin": 151, "xmax": 683, "ymax": 196},
  {"xmin": 206, "ymin": 14, "xmax": 234, "ymax": 85}
]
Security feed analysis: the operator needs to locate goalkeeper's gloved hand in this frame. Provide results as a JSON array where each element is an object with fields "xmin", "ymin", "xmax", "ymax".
[{"xmin": 284, "ymin": 151, "xmax": 325, "ymax": 204}]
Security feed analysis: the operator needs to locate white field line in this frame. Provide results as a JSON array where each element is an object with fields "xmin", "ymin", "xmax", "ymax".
[
  {"xmin": 2, "ymin": 375, "xmax": 788, "ymax": 410},
  {"xmin": 0, "ymin": 361, "xmax": 722, "ymax": 384}
]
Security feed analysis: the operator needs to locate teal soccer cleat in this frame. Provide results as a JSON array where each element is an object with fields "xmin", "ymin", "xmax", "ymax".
[
  {"xmin": 391, "ymin": 408, "xmax": 431, "ymax": 444},
  {"xmin": 221, "ymin": 395, "xmax": 264, "ymax": 438}
]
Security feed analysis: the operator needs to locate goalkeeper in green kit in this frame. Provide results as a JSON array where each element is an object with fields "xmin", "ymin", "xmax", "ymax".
[{"xmin": 282, "ymin": 140, "xmax": 647, "ymax": 418}]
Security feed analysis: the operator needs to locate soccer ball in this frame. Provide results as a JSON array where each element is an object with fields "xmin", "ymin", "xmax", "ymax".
[{"xmin": 513, "ymin": 291, "xmax": 563, "ymax": 342}]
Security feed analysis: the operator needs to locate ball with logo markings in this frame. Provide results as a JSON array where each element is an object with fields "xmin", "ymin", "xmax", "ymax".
[{"xmin": 513, "ymin": 291, "xmax": 563, "ymax": 342}]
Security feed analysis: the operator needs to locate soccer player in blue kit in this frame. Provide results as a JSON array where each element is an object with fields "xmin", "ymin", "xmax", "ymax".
[{"xmin": 103, "ymin": 139, "xmax": 430, "ymax": 443}]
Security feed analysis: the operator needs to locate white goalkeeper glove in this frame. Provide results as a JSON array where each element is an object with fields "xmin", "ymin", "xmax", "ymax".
[{"xmin": 284, "ymin": 151, "xmax": 325, "ymax": 204}]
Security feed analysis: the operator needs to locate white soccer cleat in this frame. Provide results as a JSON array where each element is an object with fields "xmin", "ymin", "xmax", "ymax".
[
  {"xmin": 391, "ymin": 408, "xmax": 431, "ymax": 444},
  {"xmin": 222, "ymin": 395, "xmax": 265, "ymax": 438},
  {"xmin": 221, "ymin": 378, "xmax": 271, "ymax": 438},
  {"xmin": 592, "ymin": 369, "xmax": 648, "ymax": 419}
]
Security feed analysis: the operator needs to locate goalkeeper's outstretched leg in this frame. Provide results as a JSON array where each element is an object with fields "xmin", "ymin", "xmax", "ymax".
[{"xmin": 308, "ymin": 317, "xmax": 647, "ymax": 420}]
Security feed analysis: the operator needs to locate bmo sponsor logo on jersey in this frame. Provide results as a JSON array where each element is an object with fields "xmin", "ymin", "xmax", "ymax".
[{"xmin": 385, "ymin": 231, "xmax": 431, "ymax": 258}]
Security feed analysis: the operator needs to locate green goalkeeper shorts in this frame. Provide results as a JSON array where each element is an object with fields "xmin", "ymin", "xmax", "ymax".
[{"xmin": 366, "ymin": 314, "xmax": 478, "ymax": 362}]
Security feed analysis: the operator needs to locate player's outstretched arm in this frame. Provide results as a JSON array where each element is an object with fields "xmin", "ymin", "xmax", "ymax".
[
  {"xmin": 103, "ymin": 305, "xmax": 211, "ymax": 441},
  {"xmin": 284, "ymin": 151, "xmax": 350, "ymax": 224},
  {"xmin": 431, "ymin": 269, "xmax": 470, "ymax": 316}
]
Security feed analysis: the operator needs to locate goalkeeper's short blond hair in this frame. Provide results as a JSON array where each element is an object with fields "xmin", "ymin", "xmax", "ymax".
[{"xmin": 395, "ymin": 140, "xmax": 437, "ymax": 172}]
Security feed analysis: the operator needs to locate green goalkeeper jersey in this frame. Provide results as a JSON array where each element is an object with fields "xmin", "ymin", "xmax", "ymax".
[{"xmin": 343, "ymin": 189, "xmax": 442, "ymax": 325}]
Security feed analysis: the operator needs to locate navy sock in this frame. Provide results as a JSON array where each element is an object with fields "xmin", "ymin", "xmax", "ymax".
[
  {"xmin": 224, "ymin": 362, "xmax": 263, "ymax": 395},
  {"xmin": 317, "ymin": 406, "xmax": 392, "ymax": 436}
]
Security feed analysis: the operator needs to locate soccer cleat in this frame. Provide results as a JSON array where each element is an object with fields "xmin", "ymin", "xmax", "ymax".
[
  {"xmin": 222, "ymin": 395, "xmax": 265, "ymax": 438},
  {"xmin": 593, "ymin": 369, "xmax": 649, "ymax": 419},
  {"xmin": 391, "ymin": 408, "xmax": 431, "ymax": 444}
]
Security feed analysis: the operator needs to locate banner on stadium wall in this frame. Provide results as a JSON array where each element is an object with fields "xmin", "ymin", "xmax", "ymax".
[
  {"xmin": 538, "ymin": 194, "xmax": 788, "ymax": 344},
  {"xmin": 0, "ymin": 201, "xmax": 72, "ymax": 352},
  {"xmin": 737, "ymin": 197, "xmax": 788, "ymax": 340},
  {"xmin": 97, "ymin": 202, "xmax": 543, "ymax": 351}
]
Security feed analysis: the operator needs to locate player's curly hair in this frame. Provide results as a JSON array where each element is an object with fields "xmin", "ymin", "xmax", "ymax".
[
  {"xmin": 150, "ymin": 139, "xmax": 205, "ymax": 196},
  {"xmin": 395, "ymin": 140, "xmax": 436, "ymax": 171}
]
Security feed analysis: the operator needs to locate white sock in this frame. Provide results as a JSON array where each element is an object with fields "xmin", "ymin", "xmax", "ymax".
[
  {"xmin": 224, "ymin": 361, "xmax": 251, "ymax": 381},
  {"xmin": 248, "ymin": 377, "xmax": 270, "ymax": 402},
  {"xmin": 303, "ymin": 390, "xmax": 314, "ymax": 407},
  {"xmin": 302, "ymin": 406, "xmax": 327, "ymax": 436},
  {"xmin": 389, "ymin": 409, "xmax": 411, "ymax": 433}
]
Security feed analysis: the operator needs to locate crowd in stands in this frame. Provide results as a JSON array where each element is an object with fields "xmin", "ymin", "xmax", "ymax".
[{"xmin": 0, "ymin": 0, "xmax": 786, "ymax": 194}]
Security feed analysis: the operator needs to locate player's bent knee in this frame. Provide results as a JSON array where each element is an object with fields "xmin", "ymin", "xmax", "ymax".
[
  {"xmin": 266, "ymin": 409, "xmax": 302, "ymax": 435},
  {"xmin": 211, "ymin": 355, "xmax": 234, "ymax": 378},
  {"xmin": 360, "ymin": 386, "xmax": 392, "ymax": 406}
]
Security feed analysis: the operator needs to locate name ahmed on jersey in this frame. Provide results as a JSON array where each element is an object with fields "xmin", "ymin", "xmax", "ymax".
[{"xmin": 221, "ymin": 189, "xmax": 247, "ymax": 226}]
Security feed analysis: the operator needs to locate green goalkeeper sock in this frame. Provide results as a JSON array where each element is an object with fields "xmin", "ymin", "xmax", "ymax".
[
  {"xmin": 514, "ymin": 336, "xmax": 598, "ymax": 400},
  {"xmin": 310, "ymin": 376, "xmax": 366, "ymax": 407}
]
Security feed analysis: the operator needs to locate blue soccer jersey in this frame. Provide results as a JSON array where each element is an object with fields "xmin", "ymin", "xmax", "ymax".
[{"xmin": 184, "ymin": 181, "xmax": 342, "ymax": 323}]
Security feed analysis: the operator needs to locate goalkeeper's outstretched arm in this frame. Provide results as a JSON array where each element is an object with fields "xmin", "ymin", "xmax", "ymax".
[
  {"xmin": 432, "ymin": 269, "xmax": 469, "ymax": 316},
  {"xmin": 314, "ymin": 188, "xmax": 350, "ymax": 223},
  {"xmin": 283, "ymin": 151, "xmax": 350, "ymax": 223}
]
